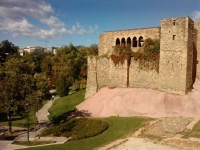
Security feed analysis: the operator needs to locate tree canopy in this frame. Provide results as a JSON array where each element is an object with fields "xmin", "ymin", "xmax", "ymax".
[{"xmin": 0, "ymin": 40, "xmax": 19, "ymax": 63}]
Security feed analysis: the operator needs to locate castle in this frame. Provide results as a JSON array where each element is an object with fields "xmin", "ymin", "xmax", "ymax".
[{"xmin": 85, "ymin": 16, "xmax": 200, "ymax": 99}]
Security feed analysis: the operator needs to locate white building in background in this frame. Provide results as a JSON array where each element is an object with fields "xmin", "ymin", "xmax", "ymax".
[
  {"xmin": 19, "ymin": 46, "xmax": 44, "ymax": 56},
  {"xmin": 47, "ymin": 46, "xmax": 58, "ymax": 55},
  {"xmin": 24, "ymin": 46, "xmax": 44, "ymax": 53}
]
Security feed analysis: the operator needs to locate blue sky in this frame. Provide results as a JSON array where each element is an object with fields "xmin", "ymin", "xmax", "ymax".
[{"xmin": 0, "ymin": 0, "xmax": 200, "ymax": 48}]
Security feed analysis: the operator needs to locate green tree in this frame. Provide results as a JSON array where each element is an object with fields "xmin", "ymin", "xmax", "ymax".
[
  {"xmin": 0, "ymin": 58, "xmax": 43, "ymax": 132},
  {"xmin": 86, "ymin": 44, "xmax": 98, "ymax": 56},
  {"xmin": 56, "ymin": 75, "xmax": 70, "ymax": 97},
  {"xmin": 0, "ymin": 40, "xmax": 19, "ymax": 63},
  {"xmin": 23, "ymin": 52, "xmax": 47, "ymax": 73}
]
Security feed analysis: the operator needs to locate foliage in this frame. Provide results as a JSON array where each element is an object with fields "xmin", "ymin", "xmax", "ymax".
[
  {"xmin": 132, "ymin": 51, "xmax": 160, "ymax": 72},
  {"xmin": 26, "ymin": 117, "xmax": 151, "ymax": 150},
  {"xmin": 52, "ymin": 44, "xmax": 88, "ymax": 93},
  {"xmin": 23, "ymin": 52, "xmax": 52, "ymax": 73},
  {"xmin": 143, "ymin": 38, "xmax": 160, "ymax": 55},
  {"xmin": 48, "ymin": 90, "xmax": 85, "ymax": 123},
  {"xmin": 97, "ymin": 50, "xmax": 110, "ymax": 59},
  {"xmin": 0, "ymin": 58, "xmax": 45, "ymax": 132},
  {"xmin": 34, "ymin": 73, "xmax": 51, "ymax": 100},
  {"xmin": 111, "ymin": 38, "xmax": 160, "ymax": 72},
  {"xmin": 56, "ymin": 75, "xmax": 70, "ymax": 97},
  {"xmin": 0, "ymin": 40, "xmax": 19, "ymax": 63},
  {"xmin": 113, "ymin": 44, "xmax": 131, "ymax": 57},
  {"xmin": 86, "ymin": 44, "xmax": 98, "ymax": 56},
  {"xmin": 0, "ymin": 111, "xmax": 35, "ymax": 128},
  {"xmin": 40, "ymin": 118, "xmax": 109, "ymax": 140}
]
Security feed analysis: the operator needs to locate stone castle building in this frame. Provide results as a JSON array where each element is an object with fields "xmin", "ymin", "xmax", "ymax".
[{"xmin": 85, "ymin": 16, "xmax": 200, "ymax": 99}]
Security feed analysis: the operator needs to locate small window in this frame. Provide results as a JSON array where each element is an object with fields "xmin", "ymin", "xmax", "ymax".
[
  {"xmin": 173, "ymin": 20, "xmax": 176, "ymax": 26},
  {"xmin": 173, "ymin": 35, "xmax": 176, "ymax": 40}
]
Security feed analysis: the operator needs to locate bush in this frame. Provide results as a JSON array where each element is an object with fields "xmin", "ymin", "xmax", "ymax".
[{"xmin": 40, "ymin": 118, "xmax": 109, "ymax": 140}]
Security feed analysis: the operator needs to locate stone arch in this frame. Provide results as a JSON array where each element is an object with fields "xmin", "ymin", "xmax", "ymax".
[
  {"xmin": 121, "ymin": 37, "xmax": 126, "ymax": 45},
  {"xmin": 116, "ymin": 38, "xmax": 120, "ymax": 45},
  {"xmin": 132, "ymin": 37, "xmax": 137, "ymax": 47},
  {"xmin": 138, "ymin": 36, "xmax": 144, "ymax": 47},
  {"xmin": 127, "ymin": 37, "xmax": 131, "ymax": 46}
]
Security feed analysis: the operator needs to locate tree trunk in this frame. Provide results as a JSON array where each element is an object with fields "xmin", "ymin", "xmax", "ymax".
[
  {"xmin": 7, "ymin": 114, "xmax": 12, "ymax": 133},
  {"xmin": 127, "ymin": 55, "xmax": 131, "ymax": 87}
]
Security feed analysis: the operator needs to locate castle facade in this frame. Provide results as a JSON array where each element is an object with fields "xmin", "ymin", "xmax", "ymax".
[{"xmin": 85, "ymin": 16, "xmax": 200, "ymax": 99}]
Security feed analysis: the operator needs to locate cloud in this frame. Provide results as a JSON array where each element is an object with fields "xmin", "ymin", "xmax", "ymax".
[
  {"xmin": 94, "ymin": 24, "xmax": 99, "ymax": 29},
  {"xmin": 0, "ymin": 0, "xmax": 54, "ymax": 20},
  {"xmin": 0, "ymin": 18, "xmax": 35, "ymax": 33},
  {"xmin": 66, "ymin": 25, "xmax": 87, "ymax": 35},
  {"xmin": 192, "ymin": 11, "xmax": 200, "ymax": 22},
  {"xmin": 0, "ymin": 0, "xmax": 99, "ymax": 39},
  {"xmin": 40, "ymin": 16, "xmax": 65, "ymax": 28},
  {"xmin": 76, "ymin": 22, "xmax": 82, "ymax": 28},
  {"xmin": 12, "ymin": 33, "xmax": 19, "ymax": 38}
]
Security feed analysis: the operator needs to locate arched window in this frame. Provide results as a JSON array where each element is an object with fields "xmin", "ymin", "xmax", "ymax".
[
  {"xmin": 138, "ymin": 36, "xmax": 144, "ymax": 47},
  {"xmin": 116, "ymin": 38, "xmax": 120, "ymax": 45},
  {"xmin": 121, "ymin": 38, "xmax": 126, "ymax": 46},
  {"xmin": 127, "ymin": 37, "xmax": 131, "ymax": 46},
  {"xmin": 132, "ymin": 37, "xmax": 137, "ymax": 47}
]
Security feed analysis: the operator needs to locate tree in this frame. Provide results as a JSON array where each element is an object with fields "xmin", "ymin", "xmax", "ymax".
[
  {"xmin": 56, "ymin": 75, "xmax": 70, "ymax": 97},
  {"xmin": 23, "ymin": 52, "xmax": 47, "ymax": 73},
  {"xmin": 0, "ymin": 58, "xmax": 42, "ymax": 132},
  {"xmin": 0, "ymin": 40, "xmax": 19, "ymax": 62},
  {"xmin": 86, "ymin": 44, "xmax": 98, "ymax": 56}
]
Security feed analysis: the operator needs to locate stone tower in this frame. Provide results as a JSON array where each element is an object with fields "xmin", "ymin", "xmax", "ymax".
[{"xmin": 159, "ymin": 16, "xmax": 194, "ymax": 94}]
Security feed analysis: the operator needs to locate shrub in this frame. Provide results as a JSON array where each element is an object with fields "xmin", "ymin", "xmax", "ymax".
[{"xmin": 40, "ymin": 118, "xmax": 109, "ymax": 140}]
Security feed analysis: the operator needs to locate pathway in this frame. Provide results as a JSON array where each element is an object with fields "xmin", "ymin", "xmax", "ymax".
[
  {"xmin": 37, "ymin": 96, "xmax": 59, "ymax": 124},
  {"xmin": 1, "ymin": 96, "xmax": 70, "ymax": 150}
]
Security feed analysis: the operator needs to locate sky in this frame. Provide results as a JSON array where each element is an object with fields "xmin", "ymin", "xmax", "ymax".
[{"xmin": 0, "ymin": 0, "xmax": 200, "ymax": 49}]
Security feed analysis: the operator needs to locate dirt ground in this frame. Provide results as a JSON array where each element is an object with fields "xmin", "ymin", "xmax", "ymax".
[
  {"xmin": 77, "ymin": 79, "xmax": 200, "ymax": 118},
  {"xmin": 97, "ymin": 117, "xmax": 200, "ymax": 150},
  {"xmin": 77, "ymin": 79, "xmax": 200, "ymax": 150}
]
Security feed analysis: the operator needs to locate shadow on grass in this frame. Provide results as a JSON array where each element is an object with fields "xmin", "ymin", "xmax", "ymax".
[
  {"xmin": 50, "ymin": 110, "xmax": 91, "ymax": 124},
  {"xmin": 0, "ymin": 113, "xmax": 25, "ymax": 122}
]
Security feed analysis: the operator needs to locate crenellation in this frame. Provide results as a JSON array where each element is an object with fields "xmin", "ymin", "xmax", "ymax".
[{"xmin": 85, "ymin": 16, "xmax": 200, "ymax": 99}]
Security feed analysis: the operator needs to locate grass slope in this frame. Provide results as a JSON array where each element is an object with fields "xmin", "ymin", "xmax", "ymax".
[
  {"xmin": 48, "ymin": 90, "xmax": 85, "ymax": 122},
  {"xmin": 25, "ymin": 117, "xmax": 151, "ymax": 150}
]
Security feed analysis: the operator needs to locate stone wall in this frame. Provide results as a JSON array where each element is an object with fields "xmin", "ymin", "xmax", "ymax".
[
  {"xmin": 99, "ymin": 27, "xmax": 161, "ymax": 56},
  {"xmin": 97, "ymin": 58, "xmax": 109, "ymax": 88},
  {"xmin": 186, "ymin": 17, "xmax": 194, "ymax": 92},
  {"xmin": 129, "ymin": 59, "xmax": 159, "ymax": 89},
  {"xmin": 194, "ymin": 23, "xmax": 200, "ymax": 79},
  {"xmin": 108, "ymin": 59, "xmax": 127, "ymax": 88},
  {"xmin": 85, "ymin": 16, "xmax": 198, "ymax": 99},
  {"xmin": 85, "ymin": 57, "xmax": 97, "ymax": 99},
  {"xmin": 159, "ymin": 16, "xmax": 191, "ymax": 95}
]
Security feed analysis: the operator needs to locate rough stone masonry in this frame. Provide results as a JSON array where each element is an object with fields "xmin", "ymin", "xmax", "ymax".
[{"xmin": 85, "ymin": 16, "xmax": 200, "ymax": 99}]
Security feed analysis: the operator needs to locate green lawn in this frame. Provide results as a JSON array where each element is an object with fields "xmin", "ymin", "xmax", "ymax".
[
  {"xmin": 13, "ymin": 141, "xmax": 54, "ymax": 146},
  {"xmin": 0, "ymin": 99, "xmax": 50, "ymax": 129},
  {"xmin": 0, "ymin": 111, "xmax": 36, "ymax": 129},
  {"xmin": 24, "ymin": 117, "xmax": 151, "ymax": 150},
  {"xmin": 48, "ymin": 90, "xmax": 85, "ymax": 123}
]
